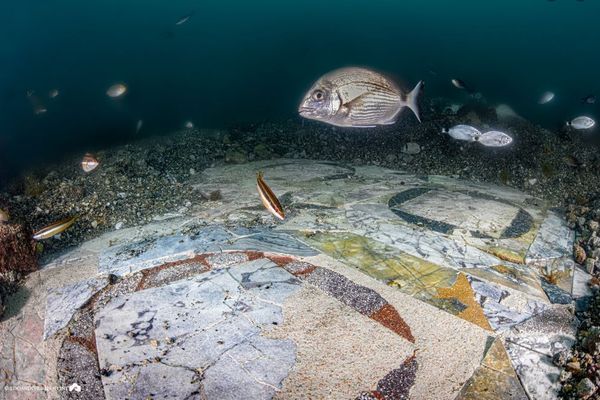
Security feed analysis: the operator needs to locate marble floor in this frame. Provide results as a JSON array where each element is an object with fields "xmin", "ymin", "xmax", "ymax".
[{"xmin": 0, "ymin": 160, "xmax": 589, "ymax": 400}]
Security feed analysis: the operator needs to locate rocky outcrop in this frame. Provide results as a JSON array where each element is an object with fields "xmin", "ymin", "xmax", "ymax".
[{"xmin": 0, "ymin": 222, "xmax": 37, "ymax": 317}]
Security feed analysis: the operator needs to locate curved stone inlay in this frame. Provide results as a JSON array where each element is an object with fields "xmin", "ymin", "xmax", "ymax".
[
  {"xmin": 57, "ymin": 250, "xmax": 415, "ymax": 399},
  {"xmin": 388, "ymin": 188, "xmax": 534, "ymax": 240}
]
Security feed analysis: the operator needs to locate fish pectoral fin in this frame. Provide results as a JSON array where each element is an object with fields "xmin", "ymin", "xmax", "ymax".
[{"xmin": 343, "ymin": 93, "xmax": 370, "ymax": 113}]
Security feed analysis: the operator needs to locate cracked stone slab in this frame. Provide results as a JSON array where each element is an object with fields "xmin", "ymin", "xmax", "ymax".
[
  {"xmin": 44, "ymin": 275, "xmax": 110, "ymax": 339},
  {"xmin": 526, "ymin": 211, "xmax": 575, "ymax": 264},
  {"xmin": 506, "ymin": 305, "xmax": 578, "ymax": 358},
  {"xmin": 346, "ymin": 205, "xmax": 546, "ymax": 300},
  {"xmin": 469, "ymin": 277, "xmax": 548, "ymax": 332},
  {"xmin": 102, "ymin": 362, "xmax": 201, "ymax": 400},
  {"xmin": 390, "ymin": 188, "xmax": 522, "ymax": 237},
  {"xmin": 203, "ymin": 335, "xmax": 296, "ymax": 400},
  {"xmin": 99, "ymin": 226, "xmax": 317, "ymax": 276},
  {"xmin": 94, "ymin": 259, "xmax": 301, "ymax": 399},
  {"xmin": 505, "ymin": 341, "xmax": 561, "ymax": 400}
]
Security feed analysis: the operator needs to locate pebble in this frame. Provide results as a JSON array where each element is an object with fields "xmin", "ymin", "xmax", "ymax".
[
  {"xmin": 189, "ymin": 168, "xmax": 196, "ymax": 176},
  {"xmin": 91, "ymin": 220, "xmax": 98, "ymax": 229},
  {"xmin": 575, "ymin": 378, "xmax": 597, "ymax": 399},
  {"xmin": 115, "ymin": 222, "xmax": 123, "ymax": 230},
  {"xmin": 401, "ymin": 142, "xmax": 421, "ymax": 155},
  {"xmin": 585, "ymin": 258, "xmax": 596, "ymax": 275}
]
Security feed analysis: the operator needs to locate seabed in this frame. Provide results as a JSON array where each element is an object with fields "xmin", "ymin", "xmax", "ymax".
[{"xmin": 0, "ymin": 159, "xmax": 589, "ymax": 400}]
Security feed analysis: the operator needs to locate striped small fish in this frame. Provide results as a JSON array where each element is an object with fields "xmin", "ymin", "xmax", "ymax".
[
  {"xmin": 256, "ymin": 172, "xmax": 285, "ymax": 220},
  {"xmin": 298, "ymin": 67, "xmax": 423, "ymax": 128},
  {"xmin": 32, "ymin": 216, "xmax": 78, "ymax": 240}
]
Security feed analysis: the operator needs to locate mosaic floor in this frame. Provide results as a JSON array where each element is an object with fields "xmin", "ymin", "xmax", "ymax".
[{"xmin": 0, "ymin": 159, "xmax": 591, "ymax": 400}]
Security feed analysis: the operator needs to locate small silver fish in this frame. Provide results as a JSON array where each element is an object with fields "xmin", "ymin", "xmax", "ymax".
[
  {"xmin": 49, "ymin": 89, "xmax": 60, "ymax": 99},
  {"xmin": 184, "ymin": 121, "xmax": 194, "ymax": 129},
  {"xmin": 136, "ymin": 119, "xmax": 143, "ymax": 134},
  {"xmin": 567, "ymin": 116, "xmax": 595, "ymax": 130},
  {"xmin": 443, "ymin": 125, "xmax": 481, "ymax": 142},
  {"xmin": 256, "ymin": 172, "xmax": 285, "ymax": 220},
  {"xmin": 106, "ymin": 83, "xmax": 127, "ymax": 98},
  {"xmin": 175, "ymin": 13, "xmax": 193, "ymax": 25},
  {"xmin": 478, "ymin": 131, "xmax": 513, "ymax": 147},
  {"xmin": 299, "ymin": 67, "xmax": 423, "ymax": 127},
  {"xmin": 451, "ymin": 78, "xmax": 473, "ymax": 92},
  {"xmin": 538, "ymin": 91, "xmax": 555, "ymax": 104},
  {"xmin": 81, "ymin": 153, "xmax": 99, "ymax": 172},
  {"xmin": 0, "ymin": 208, "xmax": 9, "ymax": 223},
  {"xmin": 27, "ymin": 91, "xmax": 47, "ymax": 115},
  {"xmin": 34, "ymin": 105, "xmax": 47, "ymax": 115},
  {"xmin": 33, "ymin": 216, "xmax": 78, "ymax": 240}
]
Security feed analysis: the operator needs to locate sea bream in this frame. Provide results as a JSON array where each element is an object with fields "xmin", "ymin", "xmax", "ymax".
[
  {"xmin": 443, "ymin": 124, "xmax": 481, "ymax": 142},
  {"xmin": 299, "ymin": 67, "xmax": 423, "ymax": 127},
  {"xmin": 477, "ymin": 131, "xmax": 513, "ymax": 147},
  {"xmin": 567, "ymin": 116, "xmax": 595, "ymax": 130}
]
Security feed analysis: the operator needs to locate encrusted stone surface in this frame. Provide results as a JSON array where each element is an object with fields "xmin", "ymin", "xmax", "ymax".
[
  {"xmin": 506, "ymin": 305, "xmax": 578, "ymax": 357},
  {"xmin": 526, "ymin": 211, "xmax": 575, "ymax": 264},
  {"xmin": 44, "ymin": 275, "xmax": 110, "ymax": 339},
  {"xmin": 99, "ymin": 226, "xmax": 318, "ymax": 276}
]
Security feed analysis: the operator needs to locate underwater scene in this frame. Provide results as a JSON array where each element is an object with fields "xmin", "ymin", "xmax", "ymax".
[{"xmin": 0, "ymin": 1, "xmax": 599, "ymax": 399}]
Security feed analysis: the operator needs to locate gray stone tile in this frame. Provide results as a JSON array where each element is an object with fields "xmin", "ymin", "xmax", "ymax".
[
  {"xmin": 102, "ymin": 362, "xmax": 200, "ymax": 400},
  {"xmin": 203, "ymin": 336, "xmax": 296, "ymax": 400},
  {"xmin": 469, "ymin": 277, "xmax": 548, "ymax": 332},
  {"xmin": 505, "ymin": 341, "xmax": 561, "ymax": 400},
  {"xmin": 99, "ymin": 226, "xmax": 317, "ymax": 277},
  {"xmin": 506, "ymin": 305, "xmax": 578, "ymax": 357},
  {"xmin": 526, "ymin": 212, "xmax": 575, "ymax": 264},
  {"xmin": 44, "ymin": 275, "xmax": 110, "ymax": 339},
  {"xmin": 572, "ymin": 264, "xmax": 592, "ymax": 299},
  {"xmin": 94, "ymin": 263, "xmax": 300, "ymax": 399}
]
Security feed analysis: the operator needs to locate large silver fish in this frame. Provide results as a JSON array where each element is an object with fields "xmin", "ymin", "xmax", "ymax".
[{"xmin": 299, "ymin": 67, "xmax": 423, "ymax": 128}]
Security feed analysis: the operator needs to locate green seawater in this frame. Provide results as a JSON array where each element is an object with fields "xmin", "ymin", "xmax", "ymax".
[{"xmin": 0, "ymin": 0, "xmax": 599, "ymax": 179}]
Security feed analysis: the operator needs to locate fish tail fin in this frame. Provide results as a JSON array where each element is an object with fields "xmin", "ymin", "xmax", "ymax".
[{"xmin": 404, "ymin": 81, "xmax": 424, "ymax": 123}]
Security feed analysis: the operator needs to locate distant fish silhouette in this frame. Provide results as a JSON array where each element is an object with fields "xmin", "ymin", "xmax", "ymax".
[
  {"xmin": 175, "ymin": 12, "xmax": 194, "ymax": 26},
  {"xmin": 538, "ymin": 91, "xmax": 555, "ymax": 105},
  {"xmin": 451, "ymin": 78, "xmax": 475, "ymax": 93},
  {"xmin": 135, "ymin": 119, "xmax": 143, "ymax": 134},
  {"xmin": 581, "ymin": 94, "xmax": 596, "ymax": 104}
]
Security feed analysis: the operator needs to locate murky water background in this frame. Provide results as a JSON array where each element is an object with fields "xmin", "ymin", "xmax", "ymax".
[{"xmin": 1, "ymin": 0, "xmax": 599, "ymax": 181}]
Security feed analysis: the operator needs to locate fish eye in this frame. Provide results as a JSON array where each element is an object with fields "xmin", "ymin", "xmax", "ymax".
[{"xmin": 312, "ymin": 90, "xmax": 325, "ymax": 101}]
